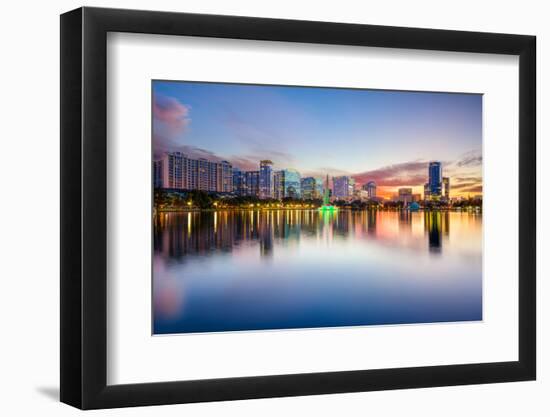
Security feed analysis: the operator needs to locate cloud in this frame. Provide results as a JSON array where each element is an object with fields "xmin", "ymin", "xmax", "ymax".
[
  {"xmin": 457, "ymin": 185, "xmax": 483, "ymax": 194},
  {"xmin": 305, "ymin": 167, "xmax": 352, "ymax": 178},
  {"xmin": 456, "ymin": 150, "xmax": 482, "ymax": 167},
  {"xmin": 452, "ymin": 182, "xmax": 479, "ymax": 189},
  {"xmin": 353, "ymin": 161, "xmax": 429, "ymax": 187},
  {"xmin": 179, "ymin": 146, "xmax": 219, "ymax": 161},
  {"xmin": 453, "ymin": 176, "xmax": 482, "ymax": 183},
  {"xmin": 153, "ymin": 95, "xmax": 193, "ymax": 158},
  {"xmin": 153, "ymin": 95, "xmax": 191, "ymax": 134},
  {"xmin": 228, "ymin": 157, "xmax": 259, "ymax": 172},
  {"xmin": 153, "ymin": 143, "xmax": 258, "ymax": 172}
]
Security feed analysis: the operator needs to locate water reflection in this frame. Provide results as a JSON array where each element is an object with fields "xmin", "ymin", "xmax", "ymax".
[
  {"xmin": 154, "ymin": 210, "xmax": 461, "ymax": 260},
  {"xmin": 424, "ymin": 211, "xmax": 450, "ymax": 253},
  {"xmin": 153, "ymin": 210, "xmax": 482, "ymax": 334}
]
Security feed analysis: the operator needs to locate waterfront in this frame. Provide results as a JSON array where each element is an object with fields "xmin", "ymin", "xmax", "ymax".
[{"xmin": 153, "ymin": 210, "xmax": 482, "ymax": 334}]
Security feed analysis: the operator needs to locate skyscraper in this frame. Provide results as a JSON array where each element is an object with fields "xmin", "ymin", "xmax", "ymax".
[
  {"xmin": 153, "ymin": 160, "xmax": 163, "ymax": 188},
  {"xmin": 442, "ymin": 177, "xmax": 450, "ymax": 201},
  {"xmin": 232, "ymin": 168, "xmax": 245, "ymax": 196},
  {"xmin": 273, "ymin": 170, "xmax": 283, "ymax": 200},
  {"xmin": 153, "ymin": 152, "xmax": 232, "ymax": 192},
  {"xmin": 259, "ymin": 160, "xmax": 274, "ymax": 199},
  {"xmin": 244, "ymin": 171, "xmax": 260, "ymax": 196},
  {"xmin": 333, "ymin": 176, "xmax": 354, "ymax": 199},
  {"xmin": 366, "ymin": 181, "xmax": 376, "ymax": 199},
  {"xmin": 349, "ymin": 178, "xmax": 356, "ymax": 197},
  {"xmin": 301, "ymin": 177, "xmax": 324, "ymax": 200},
  {"xmin": 397, "ymin": 187, "xmax": 413, "ymax": 204},
  {"xmin": 424, "ymin": 182, "xmax": 431, "ymax": 200},
  {"xmin": 154, "ymin": 151, "xmax": 185, "ymax": 189},
  {"xmin": 323, "ymin": 175, "xmax": 330, "ymax": 205},
  {"xmin": 428, "ymin": 161, "xmax": 442, "ymax": 197},
  {"xmin": 280, "ymin": 169, "xmax": 301, "ymax": 199}
]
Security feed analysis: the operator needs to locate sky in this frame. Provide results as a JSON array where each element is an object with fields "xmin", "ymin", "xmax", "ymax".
[{"xmin": 153, "ymin": 80, "xmax": 483, "ymax": 198}]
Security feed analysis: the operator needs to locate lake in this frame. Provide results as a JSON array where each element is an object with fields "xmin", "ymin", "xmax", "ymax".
[{"xmin": 153, "ymin": 210, "xmax": 482, "ymax": 334}]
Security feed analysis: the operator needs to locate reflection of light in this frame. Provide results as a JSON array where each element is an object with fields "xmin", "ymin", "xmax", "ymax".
[
  {"xmin": 318, "ymin": 205, "xmax": 337, "ymax": 211},
  {"xmin": 187, "ymin": 212, "xmax": 191, "ymax": 233},
  {"xmin": 153, "ymin": 257, "xmax": 185, "ymax": 320},
  {"xmin": 214, "ymin": 212, "xmax": 217, "ymax": 232}
]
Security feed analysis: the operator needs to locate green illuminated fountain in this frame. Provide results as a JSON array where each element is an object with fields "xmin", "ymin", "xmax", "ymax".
[{"xmin": 319, "ymin": 174, "xmax": 337, "ymax": 211}]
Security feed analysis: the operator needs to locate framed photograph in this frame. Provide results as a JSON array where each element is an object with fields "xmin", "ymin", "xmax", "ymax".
[{"xmin": 60, "ymin": 7, "xmax": 536, "ymax": 409}]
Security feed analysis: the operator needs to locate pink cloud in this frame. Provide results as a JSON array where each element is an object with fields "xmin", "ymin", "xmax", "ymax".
[
  {"xmin": 353, "ymin": 161, "xmax": 428, "ymax": 188},
  {"xmin": 153, "ymin": 95, "xmax": 191, "ymax": 134},
  {"xmin": 228, "ymin": 157, "xmax": 259, "ymax": 172}
]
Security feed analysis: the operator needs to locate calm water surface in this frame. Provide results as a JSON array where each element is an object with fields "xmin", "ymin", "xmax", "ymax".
[{"xmin": 153, "ymin": 210, "xmax": 482, "ymax": 334}]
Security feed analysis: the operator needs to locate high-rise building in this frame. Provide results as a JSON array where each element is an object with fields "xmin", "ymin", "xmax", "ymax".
[
  {"xmin": 273, "ymin": 170, "xmax": 283, "ymax": 200},
  {"xmin": 153, "ymin": 152, "xmax": 232, "ymax": 193},
  {"xmin": 333, "ymin": 176, "xmax": 354, "ymax": 199},
  {"xmin": 197, "ymin": 158, "xmax": 211, "ymax": 191},
  {"xmin": 154, "ymin": 151, "xmax": 185, "ymax": 189},
  {"xmin": 244, "ymin": 171, "xmax": 260, "ymax": 196},
  {"xmin": 280, "ymin": 169, "xmax": 301, "ymax": 199},
  {"xmin": 349, "ymin": 178, "xmax": 356, "ymax": 197},
  {"xmin": 424, "ymin": 182, "xmax": 431, "ymax": 200},
  {"xmin": 216, "ymin": 161, "xmax": 233, "ymax": 193},
  {"xmin": 259, "ymin": 160, "xmax": 274, "ymax": 199},
  {"xmin": 442, "ymin": 177, "xmax": 450, "ymax": 201},
  {"xmin": 397, "ymin": 187, "xmax": 413, "ymax": 204},
  {"xmin": 187, "ymin": 158, "xmax": 198, "ymax": 190},
  {"xmin": 153, "ymin": 160, "xmax": 163, "ymax": 188},
  {"xmin": 428, "ymin": 161, "xmax": 442, "ymax": 197},
  {"xmin": 301, "ymin": 177, "xmax": 324, "ymax": 200},
  {"xmin": 323, "ymin": 175, "xmax": 331, "ymax": 205},
  {"xmin": 361, "ymin": 181, "xmax": 377, "ymax": 199},
  {"xmin": 315, "ymin": 177, "xmax": 324, "ymax": 198},
  {"xmin": 232, "ymin": 168, "xmax": 246, "ymax": 196}
]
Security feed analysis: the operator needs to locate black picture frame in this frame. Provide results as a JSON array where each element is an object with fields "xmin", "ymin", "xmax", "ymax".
[{"xmin": 60, "ymin": 6, "xmax": 536, "ymax": 410}]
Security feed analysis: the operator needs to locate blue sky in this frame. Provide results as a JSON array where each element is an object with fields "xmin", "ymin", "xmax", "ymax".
[{"xmin": 153, "ymin": 80, "xmax": 482, "ymax": 197}]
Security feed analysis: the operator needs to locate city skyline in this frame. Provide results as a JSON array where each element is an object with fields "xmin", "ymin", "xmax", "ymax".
[
  {"xmin": 153, "ymin": 80, "xmax": 483, "ymax": 198},
  {"xmin": 154, "ymin": 151, "xmax": 463, "ymax": 204}
]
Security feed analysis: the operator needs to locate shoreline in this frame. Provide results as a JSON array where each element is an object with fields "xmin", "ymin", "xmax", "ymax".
[{"xmin": 155, "ymin": 207, "xmax": 482, "ymax": 213}]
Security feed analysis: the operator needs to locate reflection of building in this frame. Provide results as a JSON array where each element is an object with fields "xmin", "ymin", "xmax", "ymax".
[
  {"xmin": 259, "ymin": 160, "xmax": 274, "ymax": 199},
  {"xmin": 155, "ymin": 209, "xmax": 459, "ymax": 264},
  {"xmin": 280, "ymin": 169, "xmax": 301, "ymax": 198},
  {"xmin": 301, "ymin": 177, "xmax": 324, "ymax": 200},
  {"xmin": 424, "ymin": 211, "xmax": 450, "ymax": 253},
  {"xmin": 333, "ymin": 176, "xmax": 355, "ymax": 199},
  {"xmin": 399, "ymin": 209, "xmax": 412, "ymax": 232},
  {"xmin": 367, "ymin": 210, "xmax": 377, "ymax": 234},
  {"xmin": 154, "ymin": 152, "xmax": 233, "ymax": 192}
]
